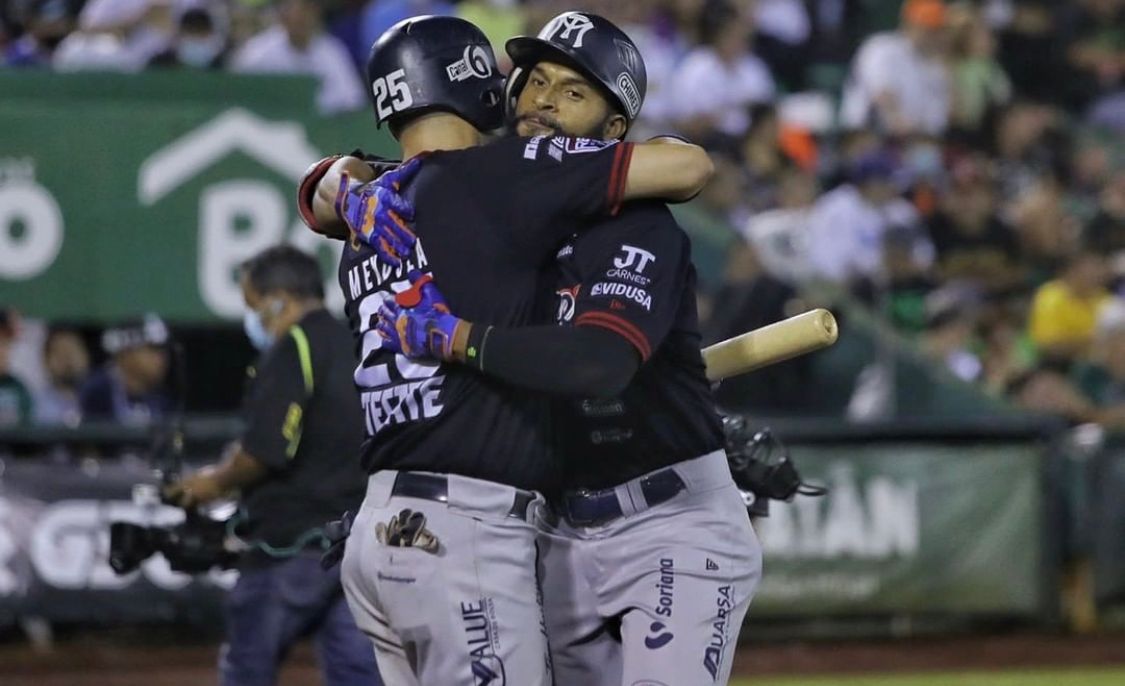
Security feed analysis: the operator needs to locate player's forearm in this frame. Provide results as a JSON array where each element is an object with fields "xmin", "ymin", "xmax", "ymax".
[
  {"xmin": 310, "ymin": 156, "xmax": 379, "ymax": 231},
  {"xmin": 455, "ymin": 324, "xmax": 639, "ymax": 397},
  {"xmin": 623, "ymin": 141, "xmax": 714, "ymax": 202}
]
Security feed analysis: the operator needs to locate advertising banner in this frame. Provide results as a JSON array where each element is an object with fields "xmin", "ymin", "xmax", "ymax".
[
  {"xmin": 752, "ymin": 443, "xmax": 1044, "ymax": 616},
  {"xmin": 0, "ymin": 72, "xmax": 395, "ymax": 322}
]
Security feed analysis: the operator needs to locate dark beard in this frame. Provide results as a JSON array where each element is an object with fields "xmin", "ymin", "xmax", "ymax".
[{"xmin": 517, "ymin": 113, "xmax": 607, "ymax": 139}]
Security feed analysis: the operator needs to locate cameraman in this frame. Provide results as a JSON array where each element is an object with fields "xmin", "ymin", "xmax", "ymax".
[{"xmin": 166, "ymin": 245, "xmax": 381, "ymax": 686}]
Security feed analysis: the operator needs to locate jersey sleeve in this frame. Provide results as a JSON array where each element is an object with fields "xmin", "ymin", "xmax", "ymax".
[
  {"xmin": 297, "ymin": 152, "xmax": 401, "ymax": 239},
  {"xmin": 570, "ymin": 206, "xmax": 687, "ymax": 362},
  {"xmin": 466, "ymin": 136, "xmax": 635, "ymax": 255},
  {"xmin": 240, "ymin": 329, "xmax": 313, "ymax": 470}
]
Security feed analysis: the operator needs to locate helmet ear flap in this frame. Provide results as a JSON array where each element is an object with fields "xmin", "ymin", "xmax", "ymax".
[{"xmin": 503, "ymin": 65, "xmax": 530, "ymax": 127}]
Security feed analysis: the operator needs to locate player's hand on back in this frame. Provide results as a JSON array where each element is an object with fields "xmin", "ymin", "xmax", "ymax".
[
  {"xmin": 376, "ymin": 270, "xmax": 469, "ymax": 363},
  {"xmin": 336, "ymin": 158, "xmax": 422, "ymax": 266}
]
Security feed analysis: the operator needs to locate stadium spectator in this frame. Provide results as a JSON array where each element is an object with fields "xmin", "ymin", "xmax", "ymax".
[
  {"xmin": 54, "ymin": 0, "xmax": 178, "ymax": 70},
  {"xmin": 806, "ymin": 0, "xmax": 865, "ymax": 65},
  {"xmin": 928, "ymin": 155, "xmax": 1026, "ymax": 294},
  {"xmin": 994, "ymin": 0, "xmax": 1065, "ymax": 106},
  {"xmin": 947, "ymin": 3, "xmax": 1012, "ymax": 138},
  {"xmin": 741, "ymin": 164, "xmax": 820, "ymax": 285},
  {"xmin": 919, "ymin": 283, "xmax": 983, "ymax": 382},
  {"xmin": 839, "ymin": 0, "xmax": 952, "ymax": 137},
  {"xmin": 752, "ymin": 0, "xmax": 811, "ymax": 90},
  {"xmin": 740, "ymin": 104, "xmax": 787, "ymax": 210},
  {"xmin": 3, "ymin": 0, "xmax": 75, "ymax": 67},
  {"xmin": 619, "ymin": 0, "xmax": 700, "ymax": 132},
  {"xmin": 805, "ymin": 149, "xmax": 931, "ymax": 287},
  {"xmin": 1068, "ymin": 133, "xmax": 1116, "ymax": 218},
  {"xmin": 1086, "ymin": 170, "xmax": 1125, "ymax": 265},
  {"xmin": 79, "ymin": 315, "xmax": 172, "ymax": 425},
  {"xmin": 881, "ymin": 220, "xmax": 940, "ymax": 332},
  {"xmin": 1061, "ymin": 0, "xmax": 1125, "ymax": 111},
  {"xmin": 1028, "ymin": 249, "xmax": 1114, "ymax": 361},
  {"xmin": 1010, "ymin": 178, "xmax": 1083, "ymax": 284},
  {"xmin": 1075, "ymin": 299, "xmax": 1125, "ymax": 409},
  {"xmin": 991, "ymin": 100, "xmax": 1068, "ymax": 203},
  {"xmin": 325, "ymin": 0, "xmax": 369, "ymax": 70},
  {"xmin": 1087, "ymin": 88, "xmax": 1125, "ymax": 131},
  {"xmin": 231, "ymin": 0, "xmax": 365, "ymax": 115},
  {"xmin": 901, "ymin": 136, "xmax": 945, "ymax": 219},
  {"xmin": 359, "ymin": 0, "xmax": 455, "ymax": 70},
  {"xmin": 0, "ymin": 309, "xmax": 33, "ymax": 428},
  {"xmin": 457, "ymin": 0, "xmax": 527, "ymax": 66},
  {"xmin": 707, "ymin": 240, "xmax": 812, "ymax": 415},
  {"xmin": 979, "ymin": 300, "xmax": 1037, "ymax": 396},
  {"xmin": 738, "ymin": 104, "xmax": 819, "ymax": 212},
  {"xmin": 33, "ymin": 327, "xmax": 89, "ymax": 426},
  {"xmin": 674, "ymin": 153, "xmax": 748, "ymax": 297},
  {"xmin": 148, "ymin": 6, "xmax": 227, "ymax": 69},
  {"xmin": 669, "ymin": 0, "xmax": 776, "ymax": 142},
  {"xmin": 1011, "ymin": 299, "xmax": 1125, "ymax": 428}
]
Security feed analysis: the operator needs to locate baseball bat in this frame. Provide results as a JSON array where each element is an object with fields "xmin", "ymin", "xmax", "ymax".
[{"xmin": 703, "ymin": 309, "xmax": 838, "ymax": 382}]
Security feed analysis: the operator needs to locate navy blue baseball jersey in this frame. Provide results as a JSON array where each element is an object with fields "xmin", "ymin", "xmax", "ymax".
[
  {"xmin": 552, "ymin": 200, "xmax": 724, "ymax": 490},
  {"xmin": 339, "ymin": 135, "xmax": 634, "ymax": 492}
]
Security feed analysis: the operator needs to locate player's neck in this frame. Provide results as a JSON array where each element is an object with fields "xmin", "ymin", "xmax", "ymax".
[{"xmin": 398, "ymin": 113, "xmax": 481, "ymax": 158}]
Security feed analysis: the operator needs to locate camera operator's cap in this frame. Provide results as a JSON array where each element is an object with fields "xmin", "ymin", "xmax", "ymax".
[
  {"xmin": 902, "ymin": 0, "xmax": 947, "ymax": 28},
  {"xmin": 102, "ymin": 313, "xmax": 169, "ymax": 354}
]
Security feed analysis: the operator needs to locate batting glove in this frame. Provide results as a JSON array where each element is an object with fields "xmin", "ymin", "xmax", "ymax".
[
  {"xmin": 335, "ymin": 157, "xmax": 421, "ymax": 265},
  {"xmin": 376, "ymin": 270, "xmax": 467, "ymax": 362}
]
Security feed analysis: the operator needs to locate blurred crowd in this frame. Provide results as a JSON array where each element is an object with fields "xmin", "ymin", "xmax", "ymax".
[
  {"xmin": 0, "ymin": 308, "xmax": 173, "ymax": 428},
  {"xmin": 2, "ymin": 0, "xmax": 1125, "ymax": 428}
]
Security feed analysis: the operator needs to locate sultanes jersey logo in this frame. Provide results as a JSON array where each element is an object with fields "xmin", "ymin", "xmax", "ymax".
[
  {"xmin": 544, "ymin": 13, "xmax": 595, "ymax": 48},
  {"xmin": 556, "ymin": 285, "xmax": 579, "ymax": 323}
]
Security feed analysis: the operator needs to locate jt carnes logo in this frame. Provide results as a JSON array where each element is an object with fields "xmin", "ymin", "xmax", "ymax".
[{"xmin": 614, "ymin": 245, "xmax": 656, "ymax": 273}]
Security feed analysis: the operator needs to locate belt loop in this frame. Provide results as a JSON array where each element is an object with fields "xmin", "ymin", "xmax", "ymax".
[
  {"xmin": 365, "ymin": 471, "xmax": 397, "ymax": 509},
  {"xmin": 614, "ymin": 483, "xmax": 638, "ymax": 517},
  {"xmin": 625, "ymin": 479, "xmax": 648, "ymax": 512},
  {"xmin": 674, "ymin": 449, "xmax": 730, "ymax": 494}
]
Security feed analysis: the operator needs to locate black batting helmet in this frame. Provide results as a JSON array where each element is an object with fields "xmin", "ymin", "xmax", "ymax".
[
  {"xmin": 365, "ymin": 15, "xmax": 504, "ymax": 132},
  {"xmin": 505, "ymin": 12, "xmax": 648, "ymax": 127}
]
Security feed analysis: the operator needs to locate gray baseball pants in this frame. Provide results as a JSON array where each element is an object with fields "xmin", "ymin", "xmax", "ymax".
[
  {"xmin": 537, "ymin": 450, "xmax": 763, "ymax": 686},
  {"xmin": 341, "ymin": 470, "xmax": 552, "ymax": 686}
]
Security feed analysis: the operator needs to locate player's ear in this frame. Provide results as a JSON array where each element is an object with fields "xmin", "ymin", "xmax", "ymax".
[{"xmin": 602, "ymin": 113, "xmax": 627, "ymax": 141}]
